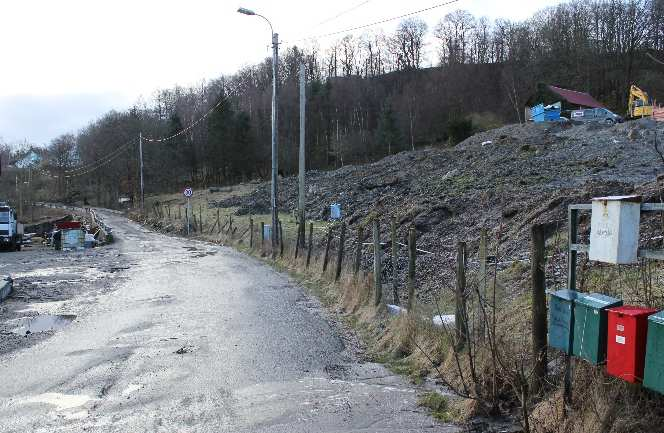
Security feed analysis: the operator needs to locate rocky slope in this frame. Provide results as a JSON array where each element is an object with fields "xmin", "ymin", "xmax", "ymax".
[{"xmin": 215, "ymin": 119, "xmax": 664, "ymax": 304}]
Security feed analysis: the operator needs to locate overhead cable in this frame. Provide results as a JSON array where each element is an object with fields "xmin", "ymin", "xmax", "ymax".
[{"xmin": 291, "ymin": 0, "xmax": 460, "ymax": 42}]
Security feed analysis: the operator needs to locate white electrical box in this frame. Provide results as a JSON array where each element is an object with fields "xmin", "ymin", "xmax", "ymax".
[{"xmin": 589, "ymin": 195, "xmax": 641, "ymax": 264}]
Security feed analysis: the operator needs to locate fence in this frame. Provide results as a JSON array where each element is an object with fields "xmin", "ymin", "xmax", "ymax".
[{"xmin": 139, "ymin": 199, "xmax": 664, "ymax": 432}]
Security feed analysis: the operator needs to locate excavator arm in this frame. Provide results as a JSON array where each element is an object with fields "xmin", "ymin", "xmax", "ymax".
[{"xmin": 628, "ymin": 85, "xmax": 654, "ymax": 118}]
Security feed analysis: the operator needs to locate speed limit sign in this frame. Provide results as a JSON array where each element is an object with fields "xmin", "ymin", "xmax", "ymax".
[{"xmin": 183, "ymin": 187, "xmax": 193, "ymax": 197}]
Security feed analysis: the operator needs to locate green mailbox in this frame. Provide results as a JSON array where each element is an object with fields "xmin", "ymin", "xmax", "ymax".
[
  {"xmin": 572, "ymin": 293, "xmax": 622, "ymax": 364},
  {"xmin": 548, "ymin": 289, "xmax": 579, "ymax": 354},
  {"xmin": 644, "ymin": 311, "xmax": 664, "ymax": 395}
]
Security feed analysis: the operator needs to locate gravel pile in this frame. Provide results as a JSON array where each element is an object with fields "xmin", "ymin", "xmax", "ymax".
[{"xmin": 217, "ymin": 119, "xmax": 664, "ymax": 304}]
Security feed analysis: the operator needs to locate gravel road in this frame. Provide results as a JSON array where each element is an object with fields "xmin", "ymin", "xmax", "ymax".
[{"xmin": 0, "ymin": 211, "xmax": 458, "ymax": 432}]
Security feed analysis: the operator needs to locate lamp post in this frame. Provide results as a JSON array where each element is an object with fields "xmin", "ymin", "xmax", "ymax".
[{"xmin": 238, "ymin": 7, "xmax": 279, "ymax": 259}]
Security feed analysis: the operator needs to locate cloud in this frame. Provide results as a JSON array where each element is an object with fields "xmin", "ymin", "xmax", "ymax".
[{"xmin": 0, "ymin": 94, "xmax": 133, "ymax": 146}]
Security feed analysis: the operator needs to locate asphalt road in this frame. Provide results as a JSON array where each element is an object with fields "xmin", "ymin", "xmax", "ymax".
[{"xmin": 0, "ymin": 211, "xmax": 459, "ymax": 433}]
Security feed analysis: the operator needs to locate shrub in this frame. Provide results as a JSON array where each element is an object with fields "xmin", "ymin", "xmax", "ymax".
[{"xmin": 447, "ymin": 118, "xmax": 474, "ymax": 145}]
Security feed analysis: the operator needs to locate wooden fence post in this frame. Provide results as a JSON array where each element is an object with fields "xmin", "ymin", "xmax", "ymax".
[
  {"xmin": 199, "ymin": 205, "xmax": 203, "ymax": 231},
  {"xmin": 306, "ymin": 223, "xmax": 314, "ymax": 268},
  {"xmin": 531, "ymin": 223, "xmax": 548, "ymax": 394},
  {"xmin": 391, "ymin": 216, "xmax": 399, "ymax": 305},
  {"xmin": 322, "ymin": 226, "xmax": 333, "ymax": 273},
  {"xmin": 167, "ymin": 205, "xmax": 171, "ymax": 219},
  {"xmin": 279, "ymin": 221, "xmax": 284, "ymax": 258},
  {"xmin": 249, "ymin": 217, "xmax": 254, "ymax": 249},
  {"xmin": 407, "ymin": 226, "xmax": 416, "ymax": 311},
  {"xmin": 373, "ymin": 218, "xmax": 382, "ymax": 306},
  {"xmin": 478, "ymin": 227, "xmax": 487, "ymax": 341},
  {"xmin": 354, "ymin": 225, "xmax": 364, "ymax": 277},
  {"xmin": 455, "ymin": 241, "xmax": 468, "ymax": 350},
  {"xmin": 178, "ymin": 205, "xmax": 182, "ymax": 219},
  {"xmin": 261, "ymin": 222, "xmax": 265, "ymax": 254},
  {"xmin": 335, "ymin": 222, "xmax": 346, "ymax": 281},
  {"xmin": 294, "ymin": 221, "xmax": 301, "ymax": 259}
]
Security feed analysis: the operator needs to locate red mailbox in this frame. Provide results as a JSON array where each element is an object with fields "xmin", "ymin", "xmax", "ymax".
[{"xmin": 606, "ymin": 306, "xmax": 658, "ymax": 383}]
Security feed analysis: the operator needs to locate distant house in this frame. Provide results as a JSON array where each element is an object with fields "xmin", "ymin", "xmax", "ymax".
[{"xmin": 11, "ymin": 150, "xmax": 42, "ymax": 169}]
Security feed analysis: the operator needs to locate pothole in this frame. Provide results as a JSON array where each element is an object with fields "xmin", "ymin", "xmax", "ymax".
[{"xmin": 12, "ymin": 314, "xmax": 76, "ymax": 335}]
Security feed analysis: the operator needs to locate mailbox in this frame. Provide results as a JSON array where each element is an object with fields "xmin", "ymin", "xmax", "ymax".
[
  {"xmin": 644, "ymin": 311, "xmax": 664, "ymax": 394},
  {"xmin": 548, "ymin": 289, "xmax": 579, "ymax": 354},
  {"xmin": 606, "ymin": 306, "xmax": 658, "ymax": 383},
  {"xmin": 589, "ymin": 195, "xmax": 641, "ymax": 264},
  {"xmin": 572, "ymin": 293, "xmax": 622, "ymax": 364},
  {"xmin": 330, "ymin": 203, "xmax": 342, "ymax": 220}
]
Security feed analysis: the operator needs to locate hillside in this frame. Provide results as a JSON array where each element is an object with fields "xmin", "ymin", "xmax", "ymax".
[{"xmin": 212, "ymin": 119, "xmax": 664, "ymax": 303}]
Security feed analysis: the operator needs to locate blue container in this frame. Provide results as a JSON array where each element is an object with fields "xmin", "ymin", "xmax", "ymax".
[
  {"xmin": 548, "ymin": 289, "xmax": 580, "ymax": 354},
  {"xmin": 330, "ymin": 203, "xmax": 342, "ymax": 220},
  {"xmin": 531, "ymin": 102, "xmax": 561, "ymax": 122},
  {"xmin": 263, "ymin": 224, "xmax": 271, "ymax": 240}
]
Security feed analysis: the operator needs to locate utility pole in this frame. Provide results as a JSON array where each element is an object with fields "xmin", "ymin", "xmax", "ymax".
[
  {"xmin": 270, "ymin": 31, "xmax": 279, "ymax": 259},
  {"xmin": 298, "ymin": 63, "xmax": 306, "ymax": 247},
  {"xmin": 236, "ymin": 7, "xmax": 278, "ymax": 258},
  {"xmin": 139, "ymin": 132, "xmax": 145, "ymax": 210}
]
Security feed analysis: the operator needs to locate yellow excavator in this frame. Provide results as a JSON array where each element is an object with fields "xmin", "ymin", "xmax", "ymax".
[{"xmin": 627, "ymin": 84, "xmax": 654, "ymax": 119}]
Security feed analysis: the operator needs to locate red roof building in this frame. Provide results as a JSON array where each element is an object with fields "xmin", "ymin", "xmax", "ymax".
[{"xmin": 548, "ymin": 85, "xmax": 605, "ymax": 109}]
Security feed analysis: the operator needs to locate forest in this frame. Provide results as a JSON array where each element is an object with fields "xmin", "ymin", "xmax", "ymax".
[{"xmin": 1, "ymin": 0, "xmax": 663, "ymax": 207}]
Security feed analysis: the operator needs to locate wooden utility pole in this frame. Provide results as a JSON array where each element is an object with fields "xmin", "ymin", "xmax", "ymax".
[
  {"xmin": 407, "ymin": 226, "xmax": 416, "ymax": 311},
  {"xmin": 391, "ymin": 216, "xmax": 399, "ymax": 304},
  {"xmin": 531, "ymin": 224, "xmax": 547, "ymax": 394},
  {"xmin": 373, "ymin": 218, "xmax": 382, "ymax": 306},
  {"xmin": 334, "ymin": 222, "xmax": 346, "ymax": 281},
  {"xmin": 455, "ymin": 241, "xmax": 468, "ymax": 350}
]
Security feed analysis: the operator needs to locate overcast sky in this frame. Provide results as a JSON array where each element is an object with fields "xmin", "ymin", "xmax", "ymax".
[{"xmin": 0, "ymin": 0, "xmax": 563, "ymax": 146}]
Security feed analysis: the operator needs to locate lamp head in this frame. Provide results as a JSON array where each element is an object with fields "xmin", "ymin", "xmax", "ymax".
[{"xmin": 237, "ymin": 7, "xmax": 256, "ymax": 16}]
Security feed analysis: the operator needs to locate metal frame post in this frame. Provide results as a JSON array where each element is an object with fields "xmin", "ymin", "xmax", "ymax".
[
  {"xmin": 139, "ymin": 132, "xmax": 144, "ymax": 211},
  {"xmin": 298, "ymin": 63, "xmax": 306, "ymax": 247},
  {"xmin": 270, "ymin": 32, "xmax": 279, "ymax": 259}
]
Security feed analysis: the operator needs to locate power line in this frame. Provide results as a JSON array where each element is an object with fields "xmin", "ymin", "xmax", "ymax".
[
  {"xmin": 65, "ymin": 139, "xmax": 135, "ymax": 174},
  {"xmin": 291, "ymin": 0, "xmax": 460, "ymax": 42},
  {"xmin": 141, "ymin": 82, "xmax": 246, "ymax": 144},
  {"xmin": 316, "ymin": 1, "xmax": 371, "ymax": 27},
  {"xmin": 63, "ymin": 145, "xmax": 133, "ymax": 178}
]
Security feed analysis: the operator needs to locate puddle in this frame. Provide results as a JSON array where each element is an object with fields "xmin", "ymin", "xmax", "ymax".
[
  {"xmin": 15, "ymin": 300, "xmax": 68, "ymax": 314},
  {"xmin": 23, "ymin": 393, "xmax": 95, "ymax": 411},
  {"xmin": 121, "ymin": 383, "xmax": 143, "ymax": 396},
  {"xmin": 12, "ymin": 314, "xmax": 76, "ymax": 335}
]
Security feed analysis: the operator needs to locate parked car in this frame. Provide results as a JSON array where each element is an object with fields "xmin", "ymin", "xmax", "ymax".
[{"xmin": 569, "ymin": 108, "xmax": 623, "ymax": 124}]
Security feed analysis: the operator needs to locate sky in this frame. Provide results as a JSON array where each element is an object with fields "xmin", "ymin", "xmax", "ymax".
[{"xmin": 0, "ymin": 0, "xmax": 564, "ymax": 146}]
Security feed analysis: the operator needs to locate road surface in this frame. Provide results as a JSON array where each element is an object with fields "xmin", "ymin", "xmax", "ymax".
[{"xmin": 0, "ymin": 211, "xmax": 458, "ymax": 432}]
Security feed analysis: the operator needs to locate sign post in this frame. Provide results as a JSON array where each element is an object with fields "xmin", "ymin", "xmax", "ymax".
[{"xmin": 184, "ymin": 187, "xmax": 193, "ymax": 236}]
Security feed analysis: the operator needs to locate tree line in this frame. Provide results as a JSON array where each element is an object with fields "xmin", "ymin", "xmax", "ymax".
[{"xmin": 2, "ymin": 0, "xmax": 663, "ymax": 208}]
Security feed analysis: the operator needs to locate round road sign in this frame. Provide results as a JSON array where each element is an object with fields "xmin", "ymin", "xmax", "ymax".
[{"xmin": 183, "ymin": 187, "xmax": 193, "ymax": 197}]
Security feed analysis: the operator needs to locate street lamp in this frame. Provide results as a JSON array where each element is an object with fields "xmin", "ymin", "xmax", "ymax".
[{"xmin": 238, "ymin": 6, "xmax": 279, "ymax": 259}]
